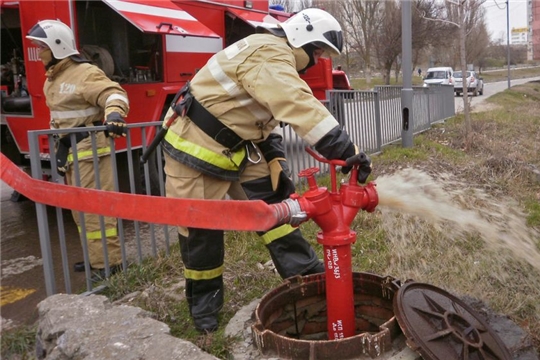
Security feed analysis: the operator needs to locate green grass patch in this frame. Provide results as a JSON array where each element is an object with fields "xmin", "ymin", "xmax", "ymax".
[
  {"xmin": 376, "ymin": 143, "xmax": 429, "ymax": 163},
  {"xmin": 1, "ymin": 325, "xmax": 37, "ymax": 359},
  {"xmin": 488, "ymin": 88, "xmax": 537, "ymax": 107},
  {"xmin": 479, "ymin": 67, "xmax": 540, "ymax": 83},
  {"xmin": 350, "ymin": 76, "xmax": 424, "ymax": 90},
  {"xmin": 525, "ymin": 198, "xmax": 540, "ymax": 228}
]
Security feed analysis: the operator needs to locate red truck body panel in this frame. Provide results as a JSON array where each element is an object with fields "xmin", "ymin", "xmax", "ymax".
[{"xmin": 1, "ymin": 0, "xmax": 337, "ymax": 159}]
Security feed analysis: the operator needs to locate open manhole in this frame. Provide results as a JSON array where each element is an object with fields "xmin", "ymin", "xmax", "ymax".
[
  {"xmin": 251, "ymin": 272, "xmax": 512, "ymax": 360},
  {"xmin": 252, "ymin": 272, "xmax": 402, "ymax": 359}
]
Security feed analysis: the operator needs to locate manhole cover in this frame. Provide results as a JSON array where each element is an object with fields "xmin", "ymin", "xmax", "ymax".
[{"xmin": 394, "ymin": 281, "xmax": 512, "ymax": 360}]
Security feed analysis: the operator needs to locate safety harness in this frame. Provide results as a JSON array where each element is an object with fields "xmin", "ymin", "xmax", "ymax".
[{"xmin": 172, "ymin": 82, "xmax": 246, "ymax": 153}]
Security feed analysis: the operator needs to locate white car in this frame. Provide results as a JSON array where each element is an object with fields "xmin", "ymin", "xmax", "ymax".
[
  {"xmin": 423, "ymin": 67, "xmax": 454, "ymax": 87},
  {"xmin": 453, "ymin": 70, "xmax": 484, "ymax": 96}
]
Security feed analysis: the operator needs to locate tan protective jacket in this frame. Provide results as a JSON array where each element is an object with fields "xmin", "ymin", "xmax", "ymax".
[
  {"xmin": 163, "ymin": 33, "xmax": 339, "ymax": 178},
  {"xmin": 44, "ymin": 58, "xmax": 129, "ymax": 159}
]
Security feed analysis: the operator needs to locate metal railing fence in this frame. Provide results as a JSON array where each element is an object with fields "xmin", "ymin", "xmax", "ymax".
[
  {"xmin": 28, "ymin": 123, "xmax": 172, "ymax": 295},
  {"xmin": 26, "ymin": 85, "xmax": 454, "ymax": 295}
]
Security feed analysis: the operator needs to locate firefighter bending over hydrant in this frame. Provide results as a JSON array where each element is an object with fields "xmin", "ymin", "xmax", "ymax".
[
  {"xmin": 26, "ymin": 20, "xmax": 129, "ymax": 282},
  {"xmin": 160, "ymin": 8, "xmax": 372, "ymax": 332}
]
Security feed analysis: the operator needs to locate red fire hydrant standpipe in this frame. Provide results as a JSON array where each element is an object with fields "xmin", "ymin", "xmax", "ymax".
[{"xmin": 287, "ymin": 148, "xmax": 379, "ymax": 340}]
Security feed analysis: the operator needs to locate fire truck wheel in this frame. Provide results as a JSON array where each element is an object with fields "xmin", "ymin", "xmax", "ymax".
[{"xmin": 81, "ymin": 45, "xmax": 115, "ymax": 79}]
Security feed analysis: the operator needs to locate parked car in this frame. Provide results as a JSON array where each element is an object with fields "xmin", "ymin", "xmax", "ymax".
[
  {"xmin": 453, "ymin": 70, "xmax": 484, "ymax": 96},
  {"xmin": 423, "ymin": 67, "xmax": 454, "ymax": 87}
]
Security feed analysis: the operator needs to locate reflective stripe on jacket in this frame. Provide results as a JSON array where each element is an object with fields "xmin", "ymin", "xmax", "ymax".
[
  {"xmin": 44, "ymin": 58, "xmax": 129, "ymax": 161},
  {"xmin": 162, "ymin": 117, "xmax": 248, "ymax": 181},
  {"xmin": 163, "ymin": 33, "xmax": 340, "ymax": 180}
]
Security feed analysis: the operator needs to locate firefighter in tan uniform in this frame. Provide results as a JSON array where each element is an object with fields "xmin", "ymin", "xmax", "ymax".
[
  {"xmin": 162, "ymin": 8, "xmax": 372, "ymax": 332},
  {"xmin": 26, "ymin": 20, "xmax": 129, "ymax": 282}
]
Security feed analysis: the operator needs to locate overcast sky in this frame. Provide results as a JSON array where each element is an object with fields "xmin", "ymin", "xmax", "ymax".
[{"xmin": 483, "ymin": 0, "xmax": 528, "ymax": 42}]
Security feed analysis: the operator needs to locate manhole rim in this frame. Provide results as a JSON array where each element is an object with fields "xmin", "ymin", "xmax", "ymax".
[{"xmin": 251, "ymin": 272, "xmax": 402, "ymax": 359}]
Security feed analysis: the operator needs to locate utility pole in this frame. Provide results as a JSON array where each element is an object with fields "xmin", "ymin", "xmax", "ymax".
[
  {"xmin": 401, "ymin": 0, "xmax": 413, "ymax": 148},
  {"xmin": 459, "ymin": 0, "xmax": 472, "ymax": 136},
  {"xmin": 507, "ymin": 0, "xmax": 511, "ymax": 89}
]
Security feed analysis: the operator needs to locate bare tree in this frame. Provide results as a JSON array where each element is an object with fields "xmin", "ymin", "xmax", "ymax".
[
  {"xmin": 465, "ymin": 18, "xmax": 490, "ymax": 71},
  {"xmin": 313, "ymin": 0, "xmax": 354, "ymax": 72},
  {"xmin": 372, "ymin": 0, "xmax": 454, "ymax": 85},
  {"xmin": 421, "ymin": 0, "xmax": 486, "ymax": 144},
  {"xmin": 446, "ymin": 0, "xmax": 489, "ymax": 68},
  {"xmin": 374, "ymin": 0, "xmax": 401, "ymax": 84},
  {"xmin": 334, "ymin": 0, "xmax": 382, "ymax": 84},
  {"xmin": 412, "ymin": 0, "xmax": 456, "ymax": 67}
]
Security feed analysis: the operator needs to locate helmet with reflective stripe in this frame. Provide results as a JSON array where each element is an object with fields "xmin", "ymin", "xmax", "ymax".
[
  {"xmin": 26, "ymin": 20, "xmax": 79, "ymax": 59},
  {"xmin": 279, "ymin": 8, "xmax": 343, "ymax": 56}
]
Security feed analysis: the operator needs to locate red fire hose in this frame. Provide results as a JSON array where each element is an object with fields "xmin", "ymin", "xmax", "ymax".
[
  {"xmin": 1, "ymin": 147, "xmax": 379, "ymax": 339},
  {"xmin": 0, "ymin": 153, "xmax": 281, "ymax": 231}
]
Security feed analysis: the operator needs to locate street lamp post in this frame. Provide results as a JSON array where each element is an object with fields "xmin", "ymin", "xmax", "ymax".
[
  {"xmin": 507, "ymin": 0, "xmax": 511, "ymax": 89},
  {"xmin": 401, "ymin": 0, "xmax": 413, "ymax": 148}
]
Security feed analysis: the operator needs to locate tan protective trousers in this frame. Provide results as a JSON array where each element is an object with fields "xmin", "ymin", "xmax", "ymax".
[
  {"xmin": 164, "ymin": 152, "xmax": 267, "ymax": 236},
  {"xmin": 66, "ymin": 155, "xmax": 121, "ymax": 269}
]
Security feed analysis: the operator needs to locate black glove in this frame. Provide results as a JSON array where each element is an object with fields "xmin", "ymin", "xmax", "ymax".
[
  {"xmin": 104, "ymin": 112, "xmax": 127, "ymax": 138},
  {"xmin": 55, "ymin": 139, "xmax": 70, "ymax": 177},
  {"xmin": 56, "ymin": 131, "xmax": 89, "ymax": 177},
  {"xmin": 342, "ymin": 152, "xmax": 372, "ymax": 184}
]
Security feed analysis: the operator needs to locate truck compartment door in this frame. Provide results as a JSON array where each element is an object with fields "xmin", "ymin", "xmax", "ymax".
[
  {"xmin": 103, "ymin": 0, "xmax": 222, "ymax": 83},
  {"xmin": 103, "ymin": 0, "xmax": 220, "ymax": 37},
  {"xmin": 225, "ymin": 7, "xmax": 280, "ymax": 28}
]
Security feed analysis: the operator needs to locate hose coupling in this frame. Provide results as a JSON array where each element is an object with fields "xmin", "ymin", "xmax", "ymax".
[{"xmin": 283, "ymin": 198, "xmax": 308, "ymax": 227}]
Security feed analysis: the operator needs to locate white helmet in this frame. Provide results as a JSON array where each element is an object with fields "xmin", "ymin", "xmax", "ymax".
[
  {"xmin": 26, "ymin": 20, "xmax": 79, "ymax": 59},
  {"xmin": 279, "ymin": 8, "xmax": 343, "ymax": 56}
]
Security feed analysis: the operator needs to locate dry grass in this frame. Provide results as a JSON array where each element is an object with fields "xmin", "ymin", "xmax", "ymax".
[
  {"xmin": 4, "ymin": 78, "xmax": 539, "ymax": 360},
  {"xmin": 74, "ymin": 81, "xmax": 540, "ymax": 358},
  {"xmin": 369, "ymin": 81, "xmax": 540, "ymax": 352}
]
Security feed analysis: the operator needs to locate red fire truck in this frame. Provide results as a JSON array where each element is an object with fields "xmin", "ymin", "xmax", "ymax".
[{"xmin": 1, "ymin": 0, "xmax": 343, "ymax": 193}]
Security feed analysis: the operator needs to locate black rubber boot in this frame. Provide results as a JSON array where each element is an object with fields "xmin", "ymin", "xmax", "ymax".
[
  {"xmin": 74, "ymin": 261, "xmax": 94, "ymax": 272},
  {"xmin": 90, "ymin": 264, "xmax": 123, "ymax": 283},
  {"xmin": 304, "ymin": 260, "xmax": 325, "ymax": 275},
  {"xmin": 10, "ymin": 190, "xmax": 28, "ymax": 202},
  {"xmin": 184, "ymin": 278, "xmax": 220, "ymax": 333},
  {"xmin": 179, "ymin": 230, "xmax": 224, "ymax": 333},
  {"xmin": 188, "ymin": 277, "xmax": 223, "ymax": 333},
  {"xmin": 265, "ymin": 228, "xmax": 324, "ymax": 279}
]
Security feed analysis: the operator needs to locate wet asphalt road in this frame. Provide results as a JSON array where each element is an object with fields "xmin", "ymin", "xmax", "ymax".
[{"xmin": 1, "ymin": 180, "xmax": 86, "ymax": 329}]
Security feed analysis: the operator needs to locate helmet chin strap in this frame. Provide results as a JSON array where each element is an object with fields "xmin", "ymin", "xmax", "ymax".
[{"xmin": 296, "ymin": 43, "xmax": 319, "ymax": 74}]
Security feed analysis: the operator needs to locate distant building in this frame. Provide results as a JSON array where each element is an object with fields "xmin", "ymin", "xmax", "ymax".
[{"xmin": 531, "ymin": 0, "xmax": 540, "ymax": 60}]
